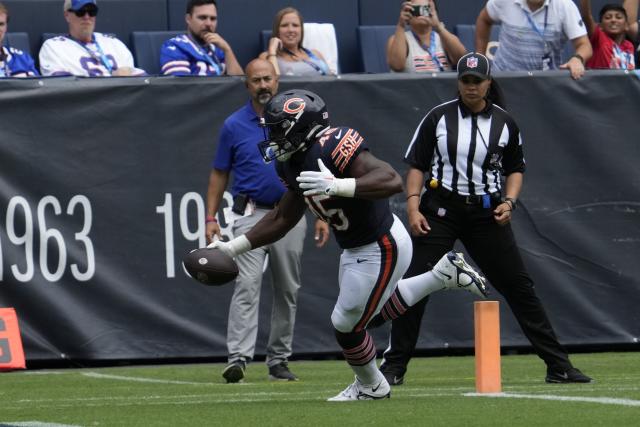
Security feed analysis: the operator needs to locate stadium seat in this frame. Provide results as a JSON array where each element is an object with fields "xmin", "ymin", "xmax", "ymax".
[
  {"xmin": 131, "ymin": 31, "xmax": 184, "ymax": 75},
  {"xmin": 454, "ymin": 24, "xmax": 501, "ymax": 60},
  {"xmin": 4, "ymin": 33, "xmax": 31, "ymax": 56},
  {"xmin": 260, "ymin": 23, "xmax": 340, "ymax": 75},
  {"xmin": 356, "ymin": 25, "xmax": 395, "ymax": 73}
]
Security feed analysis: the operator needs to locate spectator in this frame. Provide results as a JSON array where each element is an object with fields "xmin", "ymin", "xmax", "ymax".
[
  {"xmin": 387, "ymin": 0, "xmax": 466, "ymax": 72},
  {"xmin": 160, "ymin": 0, "xmax": 242, "ymax": 76},
  {"xmin": 0, "ymin": 3, "xmax": 38, "ymax": 77},
  {"xmin": 209, "ymin": 88, "xmax": 488, "ymax": 401},
  {"xmin": 622, "ymin": 0, "xmax": 639, "ymax": 46},
  {"xmin": 206, "ymin": 59, "xmax": 329, "ymax": 383},
  {"xmin": 39, "ymin": 0, "xmax": 145, "ymax": 77},
  {"xmin": 259, "ymin": 7, "xmax": 333, "ymax": 76},
  {"xmin": 380, "ymin": 52, "xmax": 593, "ymax": 387},
  {"xmin": 580, "ymin": 1, "xmax": 634, "ymax": 69},
  {"xmin": 476, "ymin": 0, "xmax": 593, "ymax": 80}
]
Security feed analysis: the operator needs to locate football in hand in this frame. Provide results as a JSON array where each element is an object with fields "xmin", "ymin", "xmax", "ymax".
[{"xmin": 183, "ymin": 247, "xmax": 239, "ymax": 286}]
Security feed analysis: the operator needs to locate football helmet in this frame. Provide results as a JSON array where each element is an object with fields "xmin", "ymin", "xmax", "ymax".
[{"xmin": 259, "ymin": 89, "xmax": 330, "ymax": 162}]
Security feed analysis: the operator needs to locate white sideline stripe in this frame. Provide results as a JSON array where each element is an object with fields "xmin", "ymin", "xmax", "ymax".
[
  {"xmin": 82, "ymin": 372, "xmax": 211, "ymax": 385},
  {"xmin": 465, "ymin": 392, "xmax": 640, "ymax": 407},
  {"xmin": 0, "ymin": 422, "xmax": 82, "ymax": 427}
]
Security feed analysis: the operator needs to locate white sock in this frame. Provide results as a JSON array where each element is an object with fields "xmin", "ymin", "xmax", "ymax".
[
  {"xmin": 350, "ymin": 359, "xmax": 383, "ymax": 386},
  {"xmin": 396, "ymin": 271, "xmax": 444, "ymax": 307}
]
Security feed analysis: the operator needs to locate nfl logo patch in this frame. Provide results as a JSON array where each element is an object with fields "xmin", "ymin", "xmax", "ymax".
[{"xmin": 466, "ymin": 57, "xmax": 478, "ymax": 68}]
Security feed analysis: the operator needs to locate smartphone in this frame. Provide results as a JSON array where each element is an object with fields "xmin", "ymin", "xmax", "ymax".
[{"xmin": 411, "ymin": 4, "xmax": 432, "ymax": 17}]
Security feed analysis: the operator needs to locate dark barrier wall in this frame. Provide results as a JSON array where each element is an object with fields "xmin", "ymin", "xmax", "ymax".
[{"xmin": 0, "ymin": 71, "xmax": 639, "ymax": 363}]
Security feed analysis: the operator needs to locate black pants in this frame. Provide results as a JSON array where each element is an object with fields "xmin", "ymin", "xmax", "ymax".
[{"xmin": 381, "ymin": 192, "xmax": 572, "ymax": 376}]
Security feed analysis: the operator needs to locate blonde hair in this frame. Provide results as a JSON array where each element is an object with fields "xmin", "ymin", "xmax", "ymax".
[{"xmin": 272, "ymin": 7, "xmax": 304, "ymax": 49}]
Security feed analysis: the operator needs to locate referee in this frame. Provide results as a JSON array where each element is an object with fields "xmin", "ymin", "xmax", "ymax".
[{"xmin": 380, "ymin": 52, "xmax": 592, "ymax": 385}]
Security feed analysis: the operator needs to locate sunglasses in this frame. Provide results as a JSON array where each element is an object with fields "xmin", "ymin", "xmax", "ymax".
[{"xmin": 69, "ymin": 6, "xmax": 98, "ymax": 17}]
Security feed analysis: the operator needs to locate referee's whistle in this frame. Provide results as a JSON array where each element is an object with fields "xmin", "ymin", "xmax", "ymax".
[{"xmin": 429, "ymin": 179, "xmax": 439, "ymax": 189}]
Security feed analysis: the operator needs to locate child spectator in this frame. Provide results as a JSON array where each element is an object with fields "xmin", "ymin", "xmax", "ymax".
[{"xmin": 580, "ymin": 1, "xmax": 635, "ymax": 69}]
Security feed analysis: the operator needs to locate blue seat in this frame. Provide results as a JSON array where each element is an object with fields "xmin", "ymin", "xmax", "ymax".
[
  {"xmin": 4, "ymin": 33, "xmax": 31, "ymax": 56},
  {"xmin": 454, "ymin": 24, "xmax": 501, "ymax": 59},
  {"xmin": 131, "ymin": 31, "xmax": 184, "ymax": 75},
  {"xmin": 357, "ymin": 25, "xmax": 396, "ymax": 73}
]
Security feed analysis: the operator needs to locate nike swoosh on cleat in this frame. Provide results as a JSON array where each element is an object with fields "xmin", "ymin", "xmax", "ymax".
[{"xmin": 371, "ymin": 382, "xmax": 382, "ymax": 393}]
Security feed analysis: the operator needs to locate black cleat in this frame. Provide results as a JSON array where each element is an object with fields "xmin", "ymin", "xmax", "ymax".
[
  {"xmin": 222, "ymin": 360, "xmax": 246, "ymax": 383},
  {"xmin": 268, "ymin": 361, "xmax": 298, "ymax": 381},
  {"xmin": 545, "ymin": 367, "xmax": 592, "ymax": 384}
]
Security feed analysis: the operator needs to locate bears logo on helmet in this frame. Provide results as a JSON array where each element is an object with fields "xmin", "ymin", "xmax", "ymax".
[{"xmin": 259, "ymin": 89, "xmax": 329, "ymax": 163}]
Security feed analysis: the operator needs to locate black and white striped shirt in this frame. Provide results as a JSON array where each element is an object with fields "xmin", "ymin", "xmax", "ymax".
[{"xmin": 404, "ymin": 98, "xmax": 525, "ymax": 196}]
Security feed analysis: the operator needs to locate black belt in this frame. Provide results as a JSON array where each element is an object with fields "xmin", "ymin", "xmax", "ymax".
[
  {"xmin": 436, "ymin": 187, "xmax": 500, "ymax": 205},
  {"xmin": 254, "ymin": 201, "xmax": 276, "ymax": 209}
]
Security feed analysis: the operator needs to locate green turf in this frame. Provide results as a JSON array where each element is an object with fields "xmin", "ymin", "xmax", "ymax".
[{"xmin": 1, "ymin": 352, "xmax": 638, "ymax": 426}]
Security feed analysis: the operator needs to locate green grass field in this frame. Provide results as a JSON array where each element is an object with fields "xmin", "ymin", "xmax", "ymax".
[{"xmin": 1, "ymin": 352, "xmax": 638, "ymax": 426}]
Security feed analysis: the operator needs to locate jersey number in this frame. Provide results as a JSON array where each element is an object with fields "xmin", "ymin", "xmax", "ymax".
[{"xmin": 305, "ymin": 195, "xmax": 349, "ymax": 231}]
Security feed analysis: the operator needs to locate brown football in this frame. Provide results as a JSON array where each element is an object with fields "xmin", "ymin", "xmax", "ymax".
[{"xmin": 183, "ymin": 247, "xmax": 239, "ymax": 286}]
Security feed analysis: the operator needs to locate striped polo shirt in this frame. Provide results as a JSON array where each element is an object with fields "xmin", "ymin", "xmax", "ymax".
[{"xmin": 404, "ymin": 98, "xmax": 525, "ymax": 196}]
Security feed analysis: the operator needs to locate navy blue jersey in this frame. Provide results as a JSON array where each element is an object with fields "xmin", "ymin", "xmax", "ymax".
[{"xmin": 277, "ymin": 126, "xmax": 394, "ymax": 249}]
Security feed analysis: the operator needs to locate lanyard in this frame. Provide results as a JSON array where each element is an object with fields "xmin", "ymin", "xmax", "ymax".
[
  {"xmin": 186, "ymin": 34, "xmax": 222, "ymax": 75},
  {"xmin": 411, "ymin": 31, "xmax": 444, "ymax": 71},
  {"xmin": 523, "ymin": 6, "xmax": 549, "ymax": 50},
  {"xmin": 0, "ymin": 47, "xmax": 10, "ymax": 76},
  {"xmin": 612, "ymin": 44, "xmax": 630, "ymax": 69},
  {"xmin": 281, "ymin": 47, "xmax": 328, "ymax": 75},
  {"xmin": 68, "ymin": 34, "xmax": 113, "ymax": 73}
]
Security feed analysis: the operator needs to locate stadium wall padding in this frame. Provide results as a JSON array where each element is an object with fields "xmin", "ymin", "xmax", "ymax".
[{"xmin": 0, "ymin": 70, "xmax": 639, "ymax": 364}]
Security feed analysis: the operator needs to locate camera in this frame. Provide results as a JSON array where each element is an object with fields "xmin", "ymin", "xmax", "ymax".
[{"xmin": 411, "ymin": 4, "xmax": 432, "ymax": 17}]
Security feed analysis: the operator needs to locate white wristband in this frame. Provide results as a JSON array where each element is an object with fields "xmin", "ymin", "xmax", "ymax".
[
  {"xmin": 227, "ymin": 235, "xmax": 252, "ymax": 256},
  {"xmin": 334, "ymin": 178, "xmax": 356, "ymax": 198}
]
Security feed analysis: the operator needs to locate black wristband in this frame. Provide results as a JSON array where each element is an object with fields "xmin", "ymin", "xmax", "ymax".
[
  {"xmin": 504, "ymin": 197, "xmax": 517, "ymax": 211},
  {"xmin": 571, "ymin": 54, "xmax": 584, "ymax": 65}
]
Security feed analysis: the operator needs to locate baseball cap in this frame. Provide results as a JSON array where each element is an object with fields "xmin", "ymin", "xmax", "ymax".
[
  {"xmin": 457, "ymin": 52, "xmax": 491, "ymax": 80},
  {"xmin": 65, "ymin": 0, "xmax": 97, "ymax": 11}
]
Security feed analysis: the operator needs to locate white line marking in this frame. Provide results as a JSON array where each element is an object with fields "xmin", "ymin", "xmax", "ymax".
[
  {"xmin": 465, "ymin": 392, "xmax": 640, "ymax": 407},
  {"xmin": 81, "ymin": 372, "xmax": 211, "ymax": 385},
  {"xmin": 0, "ymin": 422, "xmax": 82, "ymax": 427}
]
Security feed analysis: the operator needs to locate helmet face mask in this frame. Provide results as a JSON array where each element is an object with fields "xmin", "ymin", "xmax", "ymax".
[{"xmin": 258, "ymin": 89, "xmax": 329, "ymax": 163}]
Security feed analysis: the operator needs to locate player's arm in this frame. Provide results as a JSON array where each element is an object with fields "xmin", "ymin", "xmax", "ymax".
[
  {"xmin": 209, "ymin": 189, "xmax": 306, "ymax": 256},
  {"xmin": 349, "ymin": 151, "xmax": 403, "ymax": 199},
  {"xmin": 297, "ymin": 153, "xmax": 403, "ymax": 200}
]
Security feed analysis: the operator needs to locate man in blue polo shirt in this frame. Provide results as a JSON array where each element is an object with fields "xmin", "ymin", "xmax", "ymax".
[{"xmin": 205, "ymin": 58, "xmax": 329, "ymax": 383}]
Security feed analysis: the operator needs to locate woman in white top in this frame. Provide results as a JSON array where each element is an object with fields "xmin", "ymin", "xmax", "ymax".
[
  {"xmin": 259, "ymin": 7, "xmax": 333, "ymax": 76},
  {"xmin": 386, "ymin": 0, "xmax": 466, "ymax": 73}
]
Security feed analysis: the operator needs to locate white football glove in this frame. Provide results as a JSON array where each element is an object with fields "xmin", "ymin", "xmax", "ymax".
[
  {"xmin": 207, "ymin": 235, "xmax": 252, "ymax": 257},
  {"xmin": 296, "ymin": 159, "xmax": 356, "ymax": 197}
]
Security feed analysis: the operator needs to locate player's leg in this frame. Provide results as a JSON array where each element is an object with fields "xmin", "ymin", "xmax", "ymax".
[
  {"xmin": 328, "ymin": 218, "xmax": 411, "ymax": 401},
  {"xmin": 265, "ymin": 215, "xmax": 307, "ymax": 381},
  {"xmin": 223, "ymin": 214, "xmax": 267, "ymax": 383}
]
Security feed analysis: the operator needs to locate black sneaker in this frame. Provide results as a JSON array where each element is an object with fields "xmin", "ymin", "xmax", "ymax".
[
  {"xmin": 545, "ymin": 367, "xmax": 592, "ymax": 384},
  {"xmin": 380, "ymin": 369, "xmax": 404, "ymax": 386},
  {"xmin": 268, "ymin": 362, "xmax": 298, "ymax": 381},
  {"xmin": 222, "ymin": 360, "xmax": 246, "ymax": 383}
]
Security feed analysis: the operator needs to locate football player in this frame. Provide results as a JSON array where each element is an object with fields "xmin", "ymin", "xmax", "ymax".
[{"xmin": 209, "ymin": 89, "xmax": 488, "ymax": 401}]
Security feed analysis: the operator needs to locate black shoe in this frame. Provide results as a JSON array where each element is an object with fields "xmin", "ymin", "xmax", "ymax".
[
  {"xmin": 545, "ymin": 367, "xmax": 592, "ymax": 384},
  {"xmin": 222, "ymin": 360, "xmax": 246, "ymax": 383},
  {"xmin": 268, "ymin": 361, "xmax": 298, "ymax": 381},
  {"xmin": 380, "ymin": 367, "xmax": 404, "ymax": 386}
]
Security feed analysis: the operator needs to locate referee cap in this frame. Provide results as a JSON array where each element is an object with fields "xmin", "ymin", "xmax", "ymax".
[{"xmin": 457, "ymin": 52, "xmax": 491, "ymax": 80}]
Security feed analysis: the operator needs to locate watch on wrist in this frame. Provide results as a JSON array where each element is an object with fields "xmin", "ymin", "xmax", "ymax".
[{"xmin": 504, "ymin": 197, "xmax": 517, "ymax": 211}]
